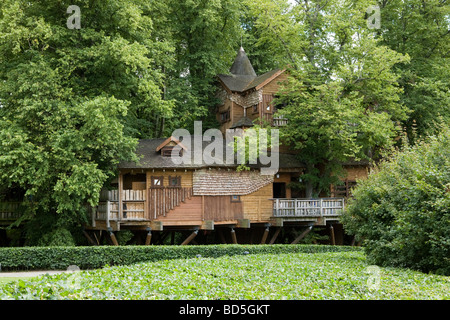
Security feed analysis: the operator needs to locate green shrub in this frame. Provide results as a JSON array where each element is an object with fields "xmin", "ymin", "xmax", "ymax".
[
  {"xmin": 0, "ymin": 244, "xmax": 362, "ymax": 271},
  {"xmin": 37, "ymin": 228, "xmax": 76, "ymax": 247},
  {"xmin": 341, "ymin": 126, "xmax": 450, "ymax": 275}
]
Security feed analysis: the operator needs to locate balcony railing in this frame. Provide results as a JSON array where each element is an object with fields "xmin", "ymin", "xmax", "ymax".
[
  {"xmin": 272, "ymin": 198, "xmax": 344, "ymax": 218},
  {"xmin": 96, "ymin": 189, "xmax": 146, "ymax": 221},
  {"xmin": 0, "ymin": 202, "xmax": 22, "ymax": 221},
  {"xmin": 272, "ymin": 116, "xmax": 288, "ymax": 127}
]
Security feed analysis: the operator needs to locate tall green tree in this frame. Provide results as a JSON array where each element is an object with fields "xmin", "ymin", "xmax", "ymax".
[
  {"xmin": 246, "ymin": 0, "xmax": 409, "ymax": 197},
  {"xmin": 150, "ymin": 0, "xmax": 244, "ymax": 134},
  {"xmin": 0, "ymin": 0, "xmax": 170, "ymax": 244},
  {"xmin": 376, "ymin": 0, "xmax": 450, "ymax": 138}
]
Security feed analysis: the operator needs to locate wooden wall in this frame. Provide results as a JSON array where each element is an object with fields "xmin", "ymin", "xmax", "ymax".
[
  {"xmin": 261, "ymin": 72, "xmax": 288, "ymax": 94},
  {"xmin": 241, "ymin": 184, "xmax": 273, "ymax": 222},
  {"xmin": 146, "ymin": 169, "xmax": 193, "ymax": 188},
  {"xmin": 344, "ymin": 166, "xmax": 369, "ymax": 181},
  {"xmin": 204, "ymin": 196, "xmax": 243, "ymax": 221}
]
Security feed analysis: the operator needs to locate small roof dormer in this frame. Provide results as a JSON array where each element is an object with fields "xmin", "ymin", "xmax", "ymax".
[{"xmin": 156, "ymin": 136, "xmax": 188, "ymax": 157}]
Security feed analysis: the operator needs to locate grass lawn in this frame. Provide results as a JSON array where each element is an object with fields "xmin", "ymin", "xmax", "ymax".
[{"xmin": 0, "ymin": 251, "xmax": 448, "ymax": 300}]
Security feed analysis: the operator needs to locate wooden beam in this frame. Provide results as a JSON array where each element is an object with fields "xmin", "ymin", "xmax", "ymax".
[
  {"xmin": 109, "ymin": 231, "xmax": 119, "ymax": 246},
  {"xmin": 118, "ymin": 172, "xmax": 123, "ymax": 221},
  {"xmin": 268, "ymin": 227, "xmax": 281, "ymax": 245},
  {"xmin": 145, "ymin": 229, "xmax": 152, "ymax": 245},
  {"xmin": 181, "ymin": 229, "xmax": 198, "ymax": 245},
  {"xmin": 218, "ymin": 228, "xmax": 227, "ymax": 244},
  {"xmin": 230, "ymin": 227, "xmax": 238, "ymax": 244},
  {"xmin": 260, "ymin": 226, "xmax": 270, "ymax": 244},
  {"xmin": 291, "ymin": 225, "xmax": 313, "ymax": 244},
  {"xmin": 329, "ymin": 224, "xmax": 336, "ymax": 245},
  {"xmin": 82, "ymin": 230, "xmax": 97, "ymax": 246}
]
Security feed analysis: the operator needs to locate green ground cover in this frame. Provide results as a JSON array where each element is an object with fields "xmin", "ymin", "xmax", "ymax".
[{"xmin": 0, "ymin": 251, "xmax": 448, "ymax": 300}]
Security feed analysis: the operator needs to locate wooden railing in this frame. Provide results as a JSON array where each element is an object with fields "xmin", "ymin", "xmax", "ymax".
[
  {"xmin": 272, "ymin": 116, "xmax": 288, "ymax": 127},
  {"xmin": 149, "ymin": 187, "xmax": 193, "ymax": 220},
  {"xmin": 0, "ymin": 202, "xmax": 21, "ymax": 220},
  {"xmin": 272, "ymin": 198, "xmax": 344, "ymax": 218},
  {"xmin": 95, "ymin": 188, "xmax": 193, "ymax": 222},
  {"xmin": 96, "ymin": 189, "xmax": 146, "ymax": 221}
]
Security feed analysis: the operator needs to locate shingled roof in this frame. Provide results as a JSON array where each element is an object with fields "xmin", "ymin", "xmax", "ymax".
[
  {"xmin": 193, "ymin": 169, "xmax": 273, "ymax": 196},
  {"xmin": 118, "ymin": 136, "xmax": 304, "ymax": 170},
  {"xmin": 217, "ymin": 47, "xmax": 285, "ymax": 93}
]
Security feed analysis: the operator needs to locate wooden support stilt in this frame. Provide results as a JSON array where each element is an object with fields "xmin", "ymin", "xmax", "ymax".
[
  {"xmin": 93, "ymin": 231, "xmax": 100, "ymax": 245},
  {"xmin": 329, "ymin": 224, "xmax": 335, "ymax": 245},
  {"xmin": 260, "ymin": 226, "xmax": 270, "ymax": 244},
  {"xmin": 291, "ymin": 225, "xmax": 313, "ymax": 244},
  {"xmin": 230, "ymin": 227, "xmax": 238, "ymax": 244},
  {"xmin": 145, "ymin": 228, "xmax": 152, "ymax": 245},
  {"xmin": 108, "ymin": 228, "xmax": 119, "ymax": 246},
  {"xmin": 218, "ymin": 229, "xmax": 227, "ymax": 244},
  {"xmin": 82, "ymin": 230, "xmax": 97, "ymax": 246},
  {"xmin": 181, "ymin": 229, "xmax": 198, "ymax": 245},
  {"xmin": 268, "ymin": 227, "xmax": 281, "ymax": 245},
  {"xmin": 350, "ymin": 235, "xmax": 356, "ymax": 246}
]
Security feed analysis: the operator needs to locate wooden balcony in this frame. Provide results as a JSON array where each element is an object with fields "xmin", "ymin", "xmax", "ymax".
[
  {"xmin": 272, "ymin": 116, "xmax": 288, "ymax": 127},
  {"xmin": 95, "ymin": 188, "xmax": 194, "ymax": 224},
  {"xmin": 272, "ymin": 198, "xmax": 345, "ymax": 218}
]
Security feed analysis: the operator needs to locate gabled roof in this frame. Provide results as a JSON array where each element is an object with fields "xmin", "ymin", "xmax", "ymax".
[
  {"xmin": 217, "ymin": 47, "xmax": 286, "ymax": 93},
  {"xmin": 155, "ymin": 136, "xmax": 188, "ymax": 152}
]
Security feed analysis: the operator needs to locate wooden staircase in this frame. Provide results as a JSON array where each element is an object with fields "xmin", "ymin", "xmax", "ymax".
[{"xmin": 148, "ymin": 187, "xmax": 193, "ymax": 220}]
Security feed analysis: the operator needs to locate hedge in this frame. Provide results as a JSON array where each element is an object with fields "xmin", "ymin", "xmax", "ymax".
[{"xmin": 0, "ymin": 244, "xmax": 362, "ymax": 271}]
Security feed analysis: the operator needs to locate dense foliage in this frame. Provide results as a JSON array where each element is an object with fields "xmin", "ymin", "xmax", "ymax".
[
  {"xmin": 245, "ymin": 0, "xmax": 411, "ymax": 197},
  {"xmin": 0, "ymin": 0, "xmax": 448, "ymax": 247},
  {"xmin": 1, "ymin": 251, "xmax": 449, "ymax": 299},
  {"xmin": 341, "ymin": 126, "xmax": 450, "ymax": 275},
  {"xmin": 0, "ymin": 244, "xmax": 360, "ymax": 271}
]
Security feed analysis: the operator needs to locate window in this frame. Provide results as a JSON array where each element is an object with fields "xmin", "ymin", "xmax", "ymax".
[
  {"xmin": 151, "ymin": 176, "xmax": 164, "ymax": 188},
  {"xmin": 220, "ymin": 109, "xmax": 230, "ymax": 123},
  {"xmin": 334, "ymin": 180, "xmax": 357, "ymax": 198},
  {"xmin": 162, "ymin": 146, "xmax": 173, "ymax": 157},
  {"xmin": 252, "ymin": 104, "xmax": 259, "ymax": 114},
  {"xmin": 230, "ymin": 195, "xmax": 240, "ymax": 202},
  {"xmin": 168, "ymin": 176, "xmax": 181, "ymax": 187},
  {"xmin": 161, "ymin": 146, "xmax": 183, "ymax": 157}
]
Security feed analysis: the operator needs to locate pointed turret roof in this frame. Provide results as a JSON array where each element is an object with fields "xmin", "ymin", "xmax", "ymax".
[
  {"xmin": 218, "ymin": 47, "xmax": 284, "ymax": 93},
  {"xmin": 229, "ymin": 47, "xmax": 257, "ymax": 77}
]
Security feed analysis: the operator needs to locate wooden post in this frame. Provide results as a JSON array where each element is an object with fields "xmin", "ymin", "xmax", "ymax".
[
  {"xmin": 181, "ymin": 229, "xmax": 198, "ymax": 245},
  {"xmin": 170, "ymin": 231, "xmax": 175, "ymax": 245},
  {"xmin": 329, "ymin": 224, "xmax": 335, "ymax": 245},
  {"xmin": 106, "ymin": 200, "xmax": 110, "ymax": 229},
  {"xmin": 230, "ymin": 227, "xmax": 238, "ymax": 244},
  {"xmin": 291, "ymin": 225, "xmax": 313, "ymax": 244},
  {"xmin": 218, "ymin": 228, "xmax": 227, "ymax": 244},
  {"xmin": 145, "ymin": 228, "xmax": 152, "ymax": 245},
  {"xmin": 82, "ymin": 230, "xmax": 97, "ymax": 246},
  {"xmin": 260, "ymin": 226, "xmax": 270, "ymax": 244},
  {"xmin": 268, "ymin": 227, "xmax": 281, "ymax": 245},
  {"xmin": 118, "ymin": 172, "xmax": 123, "ymax": 221},
  {"xmin": 109, "ymin": 230, "xmax": 119, "ymax": 246}
]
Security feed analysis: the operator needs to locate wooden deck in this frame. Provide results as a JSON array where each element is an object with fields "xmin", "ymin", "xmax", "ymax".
[{"xmin": 271, "ymin": 198, "xmax": 344, "ymax": 226}]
